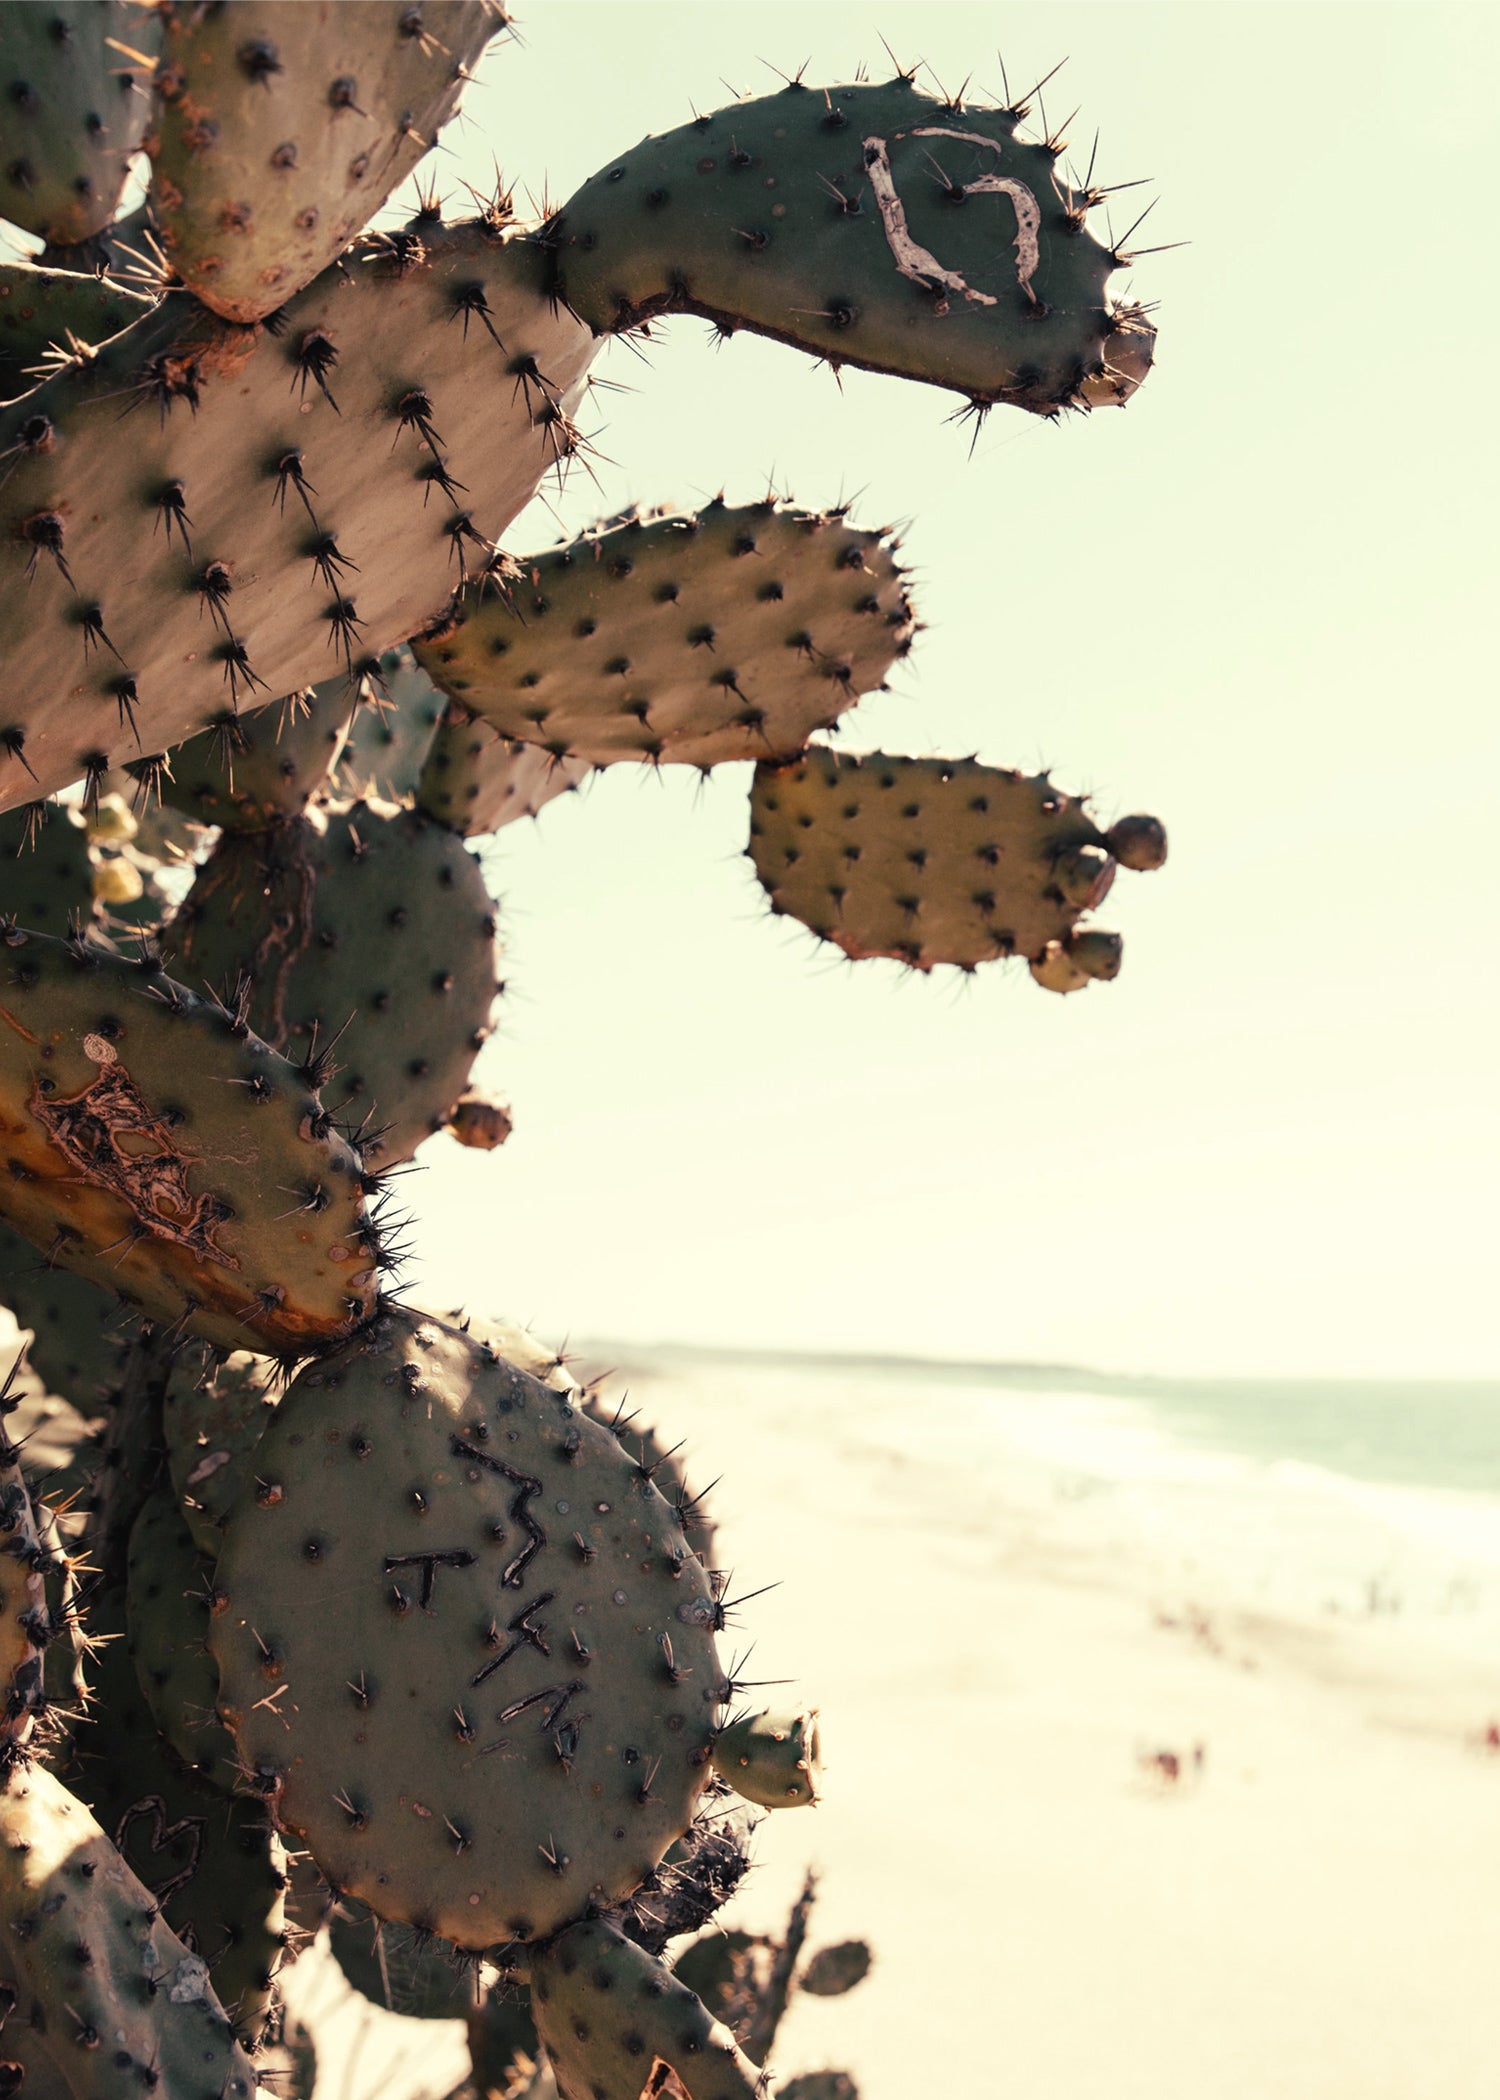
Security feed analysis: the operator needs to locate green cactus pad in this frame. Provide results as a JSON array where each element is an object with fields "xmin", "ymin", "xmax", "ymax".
[
  {"xmin": 415, "ymin": 499, "xmax": 914, "ymax": 769},
  {"xmin": 552, "ymin": 77, "xmax": 1153, "ymax": 414},
  {"xmin": 0, "ymin": 930, "xmax": 377, "ymax": 1351},
  {"xmin": 60, "ymin": 1587, "xmax": 290, "ymax": 2047},
  {"xmin": 0, "ymin": 222, "xmax": 597, "ymax": 814},
  {"xmin": 328, "ymin": 1899, "xmax": 481, "ymax": 2018},
  {"xmin": 162, "ymin": 1345, "xmax": 279, "ymax": 1558},
  {"xmin": 530, "ymin": 1917, "xmax": 763, "ymax": 2100},
  {"xmin": 799, "ymin": 1940, "xmax": 872, "ymax": 1998},
  {"xmin": 208, "ymin": 1305, "xmax": 722, "ymax": 1948},
  {"xmin": 0, "ymin": 1760, "xmax": 258, "ymax": 2098},
  {"xmin": 0, "ymin": 801, "xmax": 95, "ymax": 937},
  {"xmin": 0, "ymin": 262, "xmax": 154, "ymax": 402},
  {"xmin": 149, "ymin": 1, "xmax": 511, "ymax": 323},
  {"xmin": 166, "ymin": 802, "xmax": 500, "ymax": 1164},
  {"xmin": 159, "ymin": 678, "xmax": 359, "ymax": 829},
  {"xmin": 0, "ymin": 3, "xmax": 162, "ymax": 246},
  {"xmin": 417, "ymin": 705, "xmax": 592, "ymax": 836},
  {"xmin": 126, "ymin": 1488, "xmax": 240, "ymax": 1790},
  {"xmin": 749, "ymin": 749, "xmax": 1164, "ymax": 977},
  {"xmin": 336, "ymin": 650, "xmax": 447, "ymax": 804},
  {"xmin": 712, "ymin": 1708, "xmax": 821, "ymax": 1809},
  {"xmin": 0, "ymin": 1429, "xmax": 53, "ymax": 1751}
]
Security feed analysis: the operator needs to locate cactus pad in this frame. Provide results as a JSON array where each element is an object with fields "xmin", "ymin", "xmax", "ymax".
[
  {"xmin": 0, "ymin": 262, "xmax": 154, "ymax": 403},
  {"xmin": 163, "ymin": 1345, "xmax": 278, "ymax": 1558},
  {"xmin": 328, "ymin": 1899, "xmax": 481, "ymax": 2018},
  {"xmin": 552, "ymin": 77, "xmax": 1153, "ymax": 413},
  {"xmin": 0, "ymin": 222, "xmax": 597, "ymax": 813},
  {"xmin": 0, "ymin": 802, "xmax": 94, "ymax": 937},
  {"xmin": 0, "ymin": 1760, "xmax": 258, "ymax": 2099},
  {"xmin": 126, "ymin": 1488, "xmax": 240, "ymax": 1789},
  {"xmin": 208, "ymin": 1306, "xmax": 723, "ymax": 1947},
  {"xmin": 159, "ymin": 678, "xmax": 359, "ymax": 829},
  {"xmin": 530, "ymin": 1917, "xmax": 763, "ymax": 2100},
  {"xmin": 417, "ymin": 705, "xmax": 592, "ymax": 835},
  {"xmin": 0, "ymin": 931, "xmax": 377, "ymax": 1351},
  {"xmin": 0, "ymin": 3, "xmax": 162, "ymax": 246},
  {"xmin": 414, "ymin": 499, "xmax": 914, "ymax": 769},
  {"xmin": 150, "ymin": 1, "xmax": 511, "ymax": 322},
  {"xmin": 749, "ymin": 749, "xmax": 1164, "ymax": 978},
  {"xmin": 167, "ymin": 802, "xmax": 500, "ymax": 1163},
  {"xmin": 336, "ymin": 650, "xmax": 447, "ymax": 804}
]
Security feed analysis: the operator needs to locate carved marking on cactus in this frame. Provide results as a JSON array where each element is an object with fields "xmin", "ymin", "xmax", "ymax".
[
  {"xmin": 470, "ymin": 1591, "xmax": 554, "ymax": 1688},
  {"xmin": 862, "ymin": 128, "xmax": 1041, "ymax": 309},
  {"xmin": 451, "ymin": 1435, "xmax": 546, "ymax": 1588},
  {"xmin": 29, "ymin": 1061, "xmax": 240, "ymax": 1267},
  {"xmin": 383, "ymin": 1547, "xmax": 477, "ymax": 1610},
  {"xmin": 113, "ymin": 1793, "xmax": 208, "ymax": 1910}
]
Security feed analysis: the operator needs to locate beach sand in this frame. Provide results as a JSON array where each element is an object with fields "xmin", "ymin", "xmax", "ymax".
[{"xmin": 572, "ymin": 1353, "xmax": 1500, "ymax": 2100}]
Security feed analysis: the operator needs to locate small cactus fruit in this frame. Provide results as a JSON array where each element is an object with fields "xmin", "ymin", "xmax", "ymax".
[
  {"xmin": 0, "ymin": 262, "xmax": 154, "ymax": 401},
  {"xmin": 159, "ymin": 678, "xmax": 360, "ymax": 829},
  {"xmin": 125, "ymin": 1489, "xmax": 239, "ymax": 1790},
  {"xmin": 60, "ymin": 1588, "xmax": 290, "ymax": 2049},
  {"xmin": 162, "ymin": 1345, "xmax": 278, "ymax": 1558},
  {"xmin": 414, "ymin": 499, "xmax": 914, "ymax": 769},
  {"xmin": 0, "ymin": 221, "xmax": 596, "ymax": 813},
  {"xmin": 712, "ymin": 1709, "xmax": 821, "ymax": 1809},
  {"xmin": 749, "ymin": 749, "xmax": 1164, "ymax": 977},
  {"xmin": 0, "ymin": 931, "xmax": 377, "ymax": 1351},
  {"xmin": 208, "ymin": 1306, "xmax": 724, "ymax": 1948},
  {"xmin": 551, "ymin": 76, "xmax": 1155, "ymax": 415},
  {"xmin": 0, "ymin": 1759, "xmax": 258, "ymax": 2099},
  {"xmin": 328, "ymin": 1899, "xmax": 481, "ymax": 2018},
  {"xmin": 149, "ymin": 1, "xmax": 512, "ymax": 322},
  {"xmin": 529, "ymin": 1917, "xmax": 763, "ymax": 2100},
  {"xmin": 417, "ymin": 704, "xmax": 592, "ymax": 836},
  {"xmin": 336, "ymin": 649, "xmax": 447, "ymax": 804},
  {"xmin": 0, "ymin": 3, "xmax": 163, "ymax": 246},
  {"xmin": 0, "ymin": 802, "xmax": 94, "ymax": 937},
  {"xmin": 166, "ymin": 802, "xmax": 501, "ymax": 1164},
  {"xmin": 443, "ymin": 1087, "xmax": 514, "ymax": 1150}
]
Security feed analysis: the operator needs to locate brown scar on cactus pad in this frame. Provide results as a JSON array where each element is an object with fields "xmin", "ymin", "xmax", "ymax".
[
  {"xmin": 149, "ymin": 0, "xmax": 513, "ymax": 323},
  {"xmin": 416, "ymin": 497, "xmax": 915, "ymax": 769},
  {"xmin": 0, "ymin": 2, "xmax": 163, "ymax": 249},
  {"xmin": 748, "ymin": 749, "xmax": 1165, "ymax": 980},
  {"xmin": 208, "ymin": 1305, "xmax": 723, "ymax": 1949},
  {"xmin": 530, "ymin": 1917, "xmax": 765, "ymax": 2100},
  {"xmin": 550, "ymin": 75, "xmax": 1155, "ymax": 416},
  {"xmin": 0, "ymin": 930, "xmax": 377, "ymax": 1350},
  {"xmin": 0, "ymin": 222, "xmax": 596, "ymax": 814},
  {"xmin": 0, "ymin": 1760, "xmax": 258, "ymax": 2100},
  {"xmin": 166, "ymin": 801, "xmax": 501, "ymax": 1164}
]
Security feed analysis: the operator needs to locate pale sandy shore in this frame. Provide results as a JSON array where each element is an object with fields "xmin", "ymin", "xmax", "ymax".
[{"xmin": 581, "ymin": 1352, "xmax": 1500, "ymax": 2100}]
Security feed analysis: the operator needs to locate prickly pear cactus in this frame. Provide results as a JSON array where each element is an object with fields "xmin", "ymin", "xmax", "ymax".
[
  {"xmin": 166, "ymin": 801, "xmax": 501, "ymax": 1163},
  {"xmin": 0, "ymin": 9, "xmax": 1174, "ymax": 2094},
  {"xmin": 208, "ymin": 1307, "xmax": 724, "ymax": 1947},
  {"xmin": 551, "ymin": 76, "xmax": 1154, "ymax": 414},
  {"xmin": 149, "ymin": 1, "xmax": 512, "ymax": 321},
  {"xmin": 0, "ymin": 930, "xmax": 379, "ymax": 1349},
  {"xmin": 749, "ymin": 749, "xmax": 1164, "ymax": 983},
  {"xmin": 415, "ymin": 499, "xmax": 914, "ymax": 769}
]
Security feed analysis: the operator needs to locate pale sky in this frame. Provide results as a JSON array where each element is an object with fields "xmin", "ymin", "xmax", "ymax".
[{"xmin": 400, "ymin": 3, "xmax": 1499, "ymax": 1379}]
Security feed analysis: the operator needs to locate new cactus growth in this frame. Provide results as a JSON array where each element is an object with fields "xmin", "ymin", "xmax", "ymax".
[
  {"xmin": 0, "ymin": 9, "xmax": 1172, "ymax": 2092},
  {"xmin": 415, "ymin": 498, "xmax": 915, "ymax": 769},
  {"xmin": 712, "ymin": 1708, "xmax": 822, "ymax": 1809}
]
